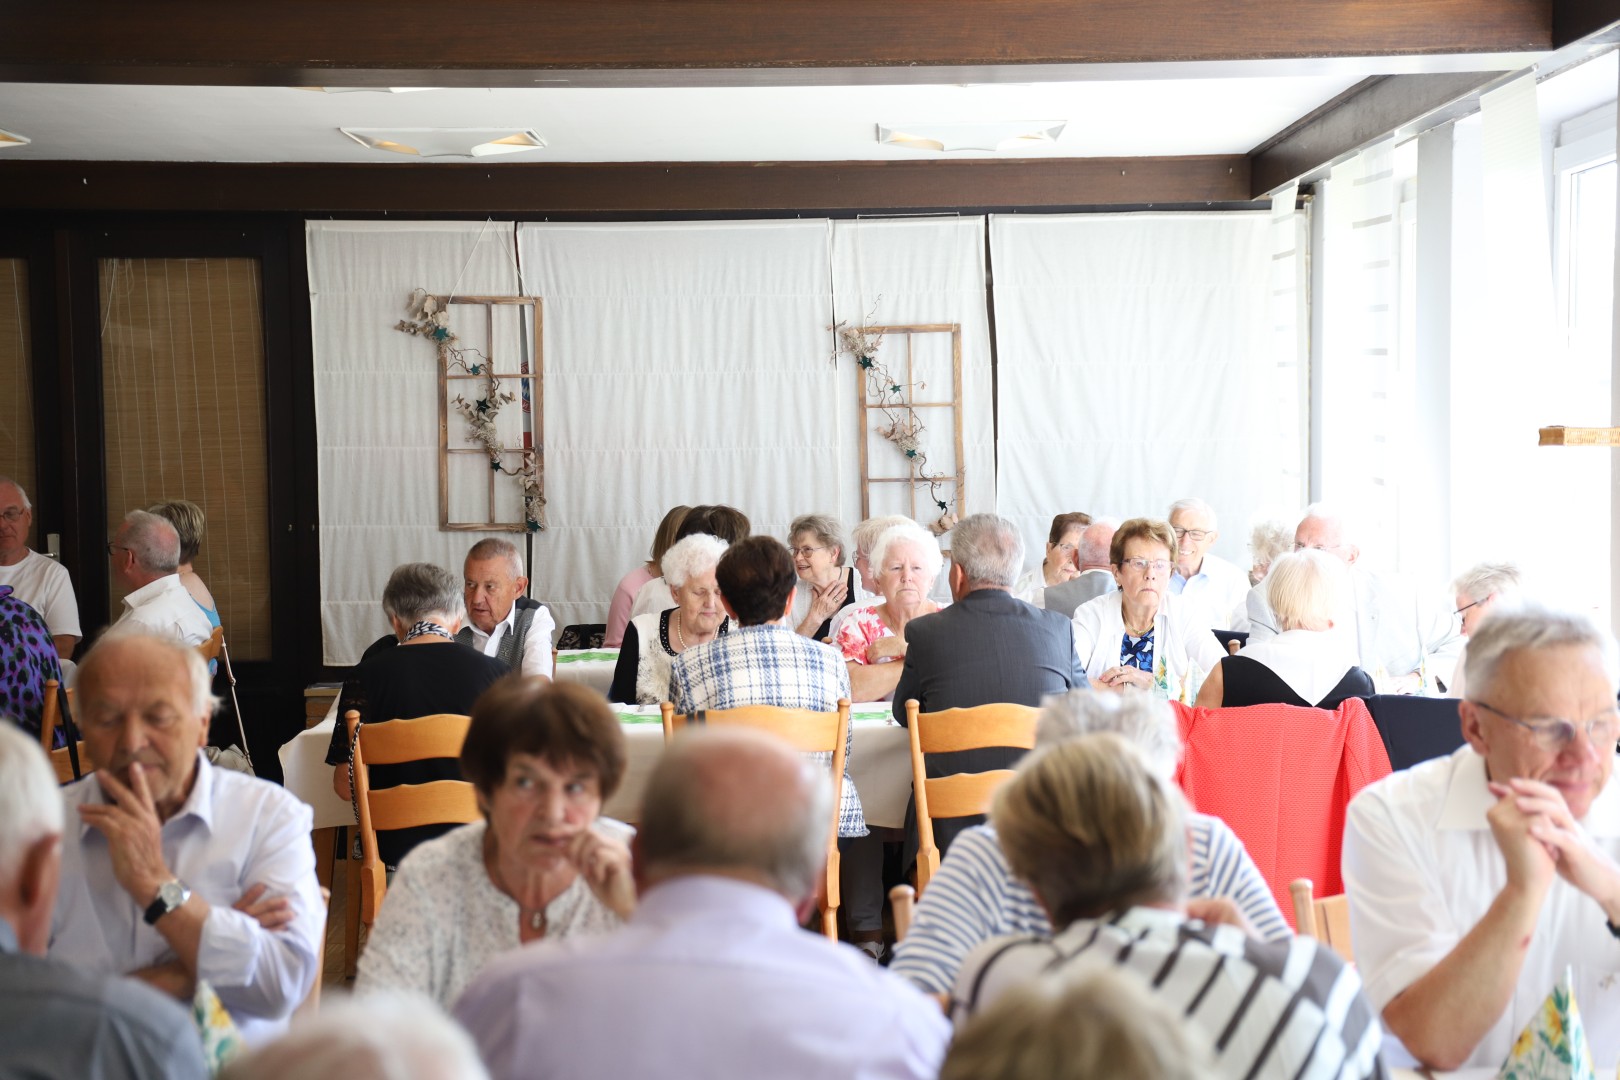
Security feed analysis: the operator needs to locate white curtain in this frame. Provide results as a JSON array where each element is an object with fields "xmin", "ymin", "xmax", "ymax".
[
  {"xmin": 989, "ymin": 212, "xmax": 1304, "ymax": 570},
  {"xmin": 307, "ymin": 221, "xmax": 524, "ymax": 665}
]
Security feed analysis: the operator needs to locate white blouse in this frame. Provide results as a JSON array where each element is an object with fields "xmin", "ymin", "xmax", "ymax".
[
  {"xmin": 1071, "ymin": 590, "xmax": 1227, "ymax": 701},
  {"xmin": 356, "ymin": 817, "xmax": 634, "ymax": 1007}
]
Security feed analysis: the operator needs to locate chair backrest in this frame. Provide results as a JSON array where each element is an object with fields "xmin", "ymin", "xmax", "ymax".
[
  {"xmin": 347, "ymin": 710, "xmax": 479, "ymax": 926},
  {"xmin": 40, "ymin": 678, "xmax": 61, "ymax": 753},
  {"xmin": 197, "ymin": 624, "xmax": 225, "ymax": 664},
  {"xmin": 1289, "ymin": 877, "xmax": 1354, "ymax": 964},
  {"xmin": 42, "ymin": 681, "xmax": 86, "ymax": 782},
  {"xmin": 904, "ymin": 699, "xmax": 1038, "ymax": 894},
  {"xmin": 658, "ymin": 699, "xmax": 851, "ymax": 940},
  {"xmin": 51, "ymin": 742, "xmax": 91, "ymax": 784}
]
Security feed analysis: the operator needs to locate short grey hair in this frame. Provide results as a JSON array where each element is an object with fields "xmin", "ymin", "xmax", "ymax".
[
  {"xmin": 0, "ymin": 477, "xmax": 30, "ymax": 511},
  {"xmin": 465, "ymin": 537, "xmax": 524, "ymax": 580},
  {"xmin": 867, "ymin": 522, "xmax": 944, "ymax": 583},
  {"xmin": 120, "ymin": 509, "xmax": 180, "ymax": 574},
  {"xmin": 1453, "ymin": 562, "xmax": 1522, "ymax": 605},
  {"xmin": 661, "ymin": 533, "xmax": 729, "ymax": 589},
  {"xmin": 1248, "ymin": 519, "xmax": 1293, "ymax": 570},
  {"xmin": 1036, "ymin": 688, "xmax": 1181, "ymax": 780},
  {"xmin": 637, "ymin": 729, "xmax": 832, "ymax": 901},
  {"xmin": 789, "ymin": 513, "xmax": 847, "ymax": 565},
  {"xmin": 951, "ymin": 513, "xmax": 1025, "ymax": 588},
  {"xmin": 75, "ymin": 627, "xmax": 220, "ymax": 721},
  {"xmin": 219, "ymin": 991, "xmax": 489, "ymax": 1080},
  {"xmin": 1266, "ymin": 549, "xmax": 1349, "ymax": 633},
  {"xmin": 0, "ymin": 723, "xmax": 64, "ymax": 881},
  {"xmin": 852, "ymin": 515, "xmax": 913, "ymax": 557},
  {"xmin": 1078, "ymin": 518, "xmax": 1120, "ymax": 568},
  {"xmin": 1299, "ymin": 501, "xmax": 1356, "ymax": 547},
  {"xmin": 1167, "ymin": 498, "xmax": 1217, "ymax": 526},
  {"xmin": 382, "ymin": 563, "xmax": 465, "ymax": 625},
  {"xmin": 1463, "ymin": 604, "xmax": 1620, "ymax": 701}
]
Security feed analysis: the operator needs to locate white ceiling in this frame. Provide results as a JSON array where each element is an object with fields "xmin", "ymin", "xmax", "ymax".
[{"xmin": 0, "ymin": 63, "xmax": 1532, "ymax": 163}]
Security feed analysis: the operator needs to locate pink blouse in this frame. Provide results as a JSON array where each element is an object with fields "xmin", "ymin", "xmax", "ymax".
[
  {"xmin": 605, "ymin": 566, "xmax": 655, "ymax": 648},
  {"xmin": 833, "ymin": 605, "xmax": 898, "ymax": 665}
]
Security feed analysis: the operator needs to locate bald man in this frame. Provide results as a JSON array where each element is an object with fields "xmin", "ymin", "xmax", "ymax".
[{"xmin": 455, "ymin": 728, "xmax": 950, "ymax": 1080}]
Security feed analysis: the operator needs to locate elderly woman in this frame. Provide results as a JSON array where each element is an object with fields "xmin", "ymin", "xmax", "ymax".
[
  {"xmin": 1446, "ymin": 561, "xmax": 1522, "ymax": 697},
  {"xmin": 1071, "ymin": 517, "xmax": 1226, "ymax": 700},
  {"xmin": 356, "ymin": 679, "xmax": 633, "ymax": 1007},
  {"xmin": 327, "ymin": 562, "xmax": 509, "ymax": 866},
  {"xmin": 1247, "ymin": 518, "xmax": 1292, "ymax": 588},
  {"xmin": 148, "ymin": 498, "xmax": 219, "ymax": 628},
  {"xmin": 890, "ymin": 689, "xmax": 1288, "ymax": 996},
  {"xmin": 608, "ymin": 533, "xmax": 731, "ymax": 704},
  {"xmin": 605, "ymin": 504, "xmax": 689, "ymax": 648},
  {"xmin": 787, "ymin": 513, "xmax": 860, "ymax": 640},
  {"xmin": 833, "ymin": 521, "xmax": 944, "ymax": 703},
  {"xmin": 1011, "ymin": 512, "xmax": 1090, "ymax": 608},
  {"xmin": 1196, "ymin": 550, "xmax": 1373, "ymax": 709}
]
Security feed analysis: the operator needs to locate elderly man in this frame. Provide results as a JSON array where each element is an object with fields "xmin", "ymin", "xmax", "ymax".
[
  {"xmin": 0, "ymin": 476, "xmax": 81, "ymax": 659},
  {"xmin": 1166, "ymin": 498, "xmax": 1249, "ymax": 631},
  {"xmin": 1343, "ymin": 606, "xmax": 1620, "ymax": 1069},
  {"xmin": 954, "ymin": 732, "xmax": 1386, "ymax": 1079},
  {"xmin": 109, "ymin": 509, "xmax": 213, "ymax": 647},
  {"xmin": 1446, "ymin": 561, "xmax": 1522, "ymax": 699},
  {"xmin": 50, "ymin": 632, "xmax": 325, "ymax": 1045},
  {"xmin": 0, "ymin": 724, "xmax": 209, "ymax": 1079},
  {"xmin": 457, "ymin": 537, "xmax": 555, "ymax": 679},
  {"xmin": 1040, "ymin": 517, "xmax": 1119, "ymax": 619},
  {"xmin": 454, "ymin": 727, "xmax": 950, "ymax": 1079},
  {"xmin": 1244, "ymin": 503, "xmax": 1458, "ymax": 691}
]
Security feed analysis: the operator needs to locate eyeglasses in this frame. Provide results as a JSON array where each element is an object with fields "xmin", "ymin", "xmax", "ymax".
[
  {"xmin": 0, "ymin": 508, "xmax": 25, "ymax": 523},
  {"xmin": 789, "ymin": 546, "xmax": 827, "ymax": 559},
  {"xmin": 1293, "ymin": 541, "xmax": 1342, "ymax": 553},
  {"xmin": 1120, "ymin": 558, "xmax": 1171, "ymax": 575},
  {"xmin": 1171, "ymin": 527, "xmax": 1211, "ymax": 542},
  {"xmin": 106, "ymin": 541, "xmax": 127, "ymax": 556},
  {"xmin": 1471, "ymin": 699, "xmax": 1620, "ymax": 752},
  {"xmin": 1455, "ymin": 598, "xmax": 1486, "ymax": 617}
]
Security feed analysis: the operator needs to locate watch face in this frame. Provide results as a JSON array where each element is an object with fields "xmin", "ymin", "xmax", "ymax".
[{"xmin": 159, "ymin": 881, "xmax": 186, "ymax": 909}]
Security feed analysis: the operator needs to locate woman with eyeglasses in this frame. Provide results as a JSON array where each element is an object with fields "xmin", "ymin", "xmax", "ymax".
[
  {"xmin": 1011, "ymin": 511, "xmax": 1091, "ymax": 609},
  {"xmin": 1071, "ymin": 517, "xmax": 1226, "ymax": 699},
  {"xmin": 787, "ymin": 513, "xmax": 862, "ymax": 640}
]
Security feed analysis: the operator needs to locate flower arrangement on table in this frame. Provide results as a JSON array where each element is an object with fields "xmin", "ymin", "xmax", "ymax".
[{"xmin": 396, "ymin": 289, "xmax": 546, "ymax": 531}]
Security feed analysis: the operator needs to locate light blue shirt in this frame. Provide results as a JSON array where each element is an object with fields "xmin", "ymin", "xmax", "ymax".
[{"xmin": 455, "ymin": 875, "xmax": 951, "ymax": 1080}]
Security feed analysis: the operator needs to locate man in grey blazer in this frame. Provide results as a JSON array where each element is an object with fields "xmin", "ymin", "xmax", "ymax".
[
  {"xmin": 1245, "ymin": 503, "xmax": 1460, "ymax": 692},
  {"xmin": 893, "ymin": 513, "xmax": 1088, "ymax": 855},
  {"xmin": 1040, "ymin": 518, "xmax": 1119, "ymax": 619}
]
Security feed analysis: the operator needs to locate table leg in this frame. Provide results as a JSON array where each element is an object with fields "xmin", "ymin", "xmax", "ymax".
[{"xmin": 312, "ymin": 826, "xmax": 336, "ymax": 894}]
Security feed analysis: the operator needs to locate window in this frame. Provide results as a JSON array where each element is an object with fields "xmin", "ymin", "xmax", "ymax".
[{"xmin": 0, "ymin": 259, "xmax": 32, "ymax": 497}]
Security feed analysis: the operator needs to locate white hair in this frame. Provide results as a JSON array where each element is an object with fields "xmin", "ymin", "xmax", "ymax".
[
  {"xmin": 852, "ymin": 514, "xmax": 915, "ymax": 557},
  {"xmin": 1452, "ymin": 562, "xmax": 1522, "ymax": 605},
  {"xmin": 465, "ymin": 537, "xmax": 525, "ymax": 580},
  {"xmin": 219, "ymin": 992, "xmax": 489, "ymax": 1080},
  {"xmin": 121, "ymin": 509, "xmax": 181, "ymax": 574},
  {"xmin": 1035, "ymin": 688, "xmax": 1182, "ymax": 781},
  {"xmin": 867, "ymin": 522, "xmax": 944, "ymax": 584},
  {"xmin": 951, "ymin": 513, "xmax": 1025, "ymax": 588},
  {"xmin": 75, "ymin": 627, "xmax": 221, "ymax": 720},
  {"xmin": 0, "ymin": 723, "xmax": 64, "ymax": 881},
  {"xmin": 0, "ymin": 477, "xmax": 29, "ymax": 511},
  {"xmin": 1298, "ymin": 501, "xmax": 1356, "ymax": 547},
  {"xmin": 661, "ymin": 533, "xmax": 729, "ymax": 589},
  {"xmin": 1463, "ymin": 604, "xmax": 1620, "ymax": 701},
  {"xmin": 1167, "ymin": 498, "xmax": 1217, "ymax": 527}
]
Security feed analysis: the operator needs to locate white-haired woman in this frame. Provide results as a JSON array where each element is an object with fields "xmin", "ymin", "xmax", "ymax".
[
  {"xmin": 607, "ymin": 534, "xmax": 731, "ymax": 705},
  {"xmin": 833, "ymin": 522, "xmax": 945, "ymax": 703},
  {"xmin": 1446, "ymin": 561, "xmax": 1522, "ymax": 698},
  {"xmin": 1196, "ymin": 549, "xmax": 1372, "ymax": 709},
  {"xmin": 889, "ymin": 688, "xmax": 1288, "ymax": 997}
]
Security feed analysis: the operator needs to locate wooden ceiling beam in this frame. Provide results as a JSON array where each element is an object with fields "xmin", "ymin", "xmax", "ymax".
[
  {"xmin": 0, "ymin": 157, "xmax": 1251, "ymax": 214},
  {"xmin": 0, "ymin": 0, "xmax": 1550, "ymax": 87}
]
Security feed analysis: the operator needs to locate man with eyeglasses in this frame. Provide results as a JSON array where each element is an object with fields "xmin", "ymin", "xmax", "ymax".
[
  {"xmin": 1165, "ymin": 498, "xmax": 1248, "ymax": 632},
  {"xmin": 1342, "ymin": 606, "xmax": 1620, "ymax": 1069},
  {"xmin": 1244, "ymin": 503, "xmax": 1458, "ymax": 692},
  {"xmin": 107, "ymin": 510, "xmax": 213, "ymax": 648},
  {"xmin": 0, "ymin": 477, "xmax": 80, "ymax": 660}
]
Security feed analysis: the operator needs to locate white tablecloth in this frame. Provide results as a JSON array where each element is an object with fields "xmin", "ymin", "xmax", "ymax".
[
  {"xmin": 278, "ymin": 700, "xmax": 913, "ymax": 829},
  {"xmin": 552, "ymin": 648, "xmax": 618, "ymax": 697}
]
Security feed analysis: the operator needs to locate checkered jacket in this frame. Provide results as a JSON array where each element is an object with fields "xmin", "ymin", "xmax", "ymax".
[{"xmin": 668, "ymin": 623, "xmax": 866, "ymax": 837}]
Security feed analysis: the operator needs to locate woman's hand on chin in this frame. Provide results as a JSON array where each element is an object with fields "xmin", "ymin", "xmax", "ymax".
[{"xmin": 568, "ymin": 829, "xmax": 637, "ymax": 919}]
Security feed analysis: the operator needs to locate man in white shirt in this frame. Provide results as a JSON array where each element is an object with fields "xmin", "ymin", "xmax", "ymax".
[
  {"xmin": 1342, "ymin": 605, "xmax": 1620, "ymax": 1069},
  {"xmin": 1166, "ymin": 498, "xmax": 1248, "ymax": 631},
  {"xmin": 456, "ymin": 537, "xmax": 554, "ymax": 679},
  {"xmin": 0, "ymin": 477, "xmax": 81, "ymax": 659},
  {"xmin": 108, "ymin": 510, "xmax": 213, "ymax": 647},
  {"xmin": 49, "ymin": 632, "xmax": 324, "ymax": 1045},
  {"xmin": 1244, "ymin": 503, "xmax": 1458, "ymax": 691},
  {"xmin": 454, "ymin": 726, "xmax": 950, "ymax": 1080}
]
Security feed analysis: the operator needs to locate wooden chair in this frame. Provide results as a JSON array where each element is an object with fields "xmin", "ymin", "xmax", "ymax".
[
  {"xmin": 659, "ymin": 698, "xmax": 851, "ymax": 940},
  {"xmin": 904, "ymin": 699, "xmax": 1039, "ymax": 895},
  {"xmin": 40, "ymin": 680, "xmax": 89, "ymax": 783},
  {"xmin": 293, "ymin": 886, "xmax": 332, "ymax": 1020},
  {"xmin": 197, "ymin": 626, "xmax": 252, "ymax": 769},
  {"xmin": 346, "ymin": 710, "xmax": 479, "ymax": 938},
  {"xmin": 889, "ymin": 883, "xmax": 916, "ymax": 942},
  {"xmin": 1289, "ymin": 878, "xmax": 1354, "ymax": 963}
]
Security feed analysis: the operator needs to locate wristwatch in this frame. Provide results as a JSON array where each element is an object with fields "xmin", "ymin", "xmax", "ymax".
[{"xmin": 143, "ymin": 879, "xmax": 191, "ymax": 926}]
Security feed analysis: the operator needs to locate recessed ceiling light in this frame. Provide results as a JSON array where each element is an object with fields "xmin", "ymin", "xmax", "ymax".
[
  {"xmin": 339, "ymin": 127, "xmax": 547, "ymax": 159},
  {"xmin": 0, "ymin": 128, "xmax": 31, "ymax": 150},
  {"xmin": 877, "ymin": 120, "xmax": 1066, "ymax": 152}
]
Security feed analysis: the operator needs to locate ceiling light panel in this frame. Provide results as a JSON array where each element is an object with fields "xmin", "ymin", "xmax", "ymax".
[
  {"xmin": 877, "ymin": 120, "xmax": 1066, "ymax": 152},
  {"xmin": 0, "ymin": 128, "xmax": 31, "ymax": 149}
]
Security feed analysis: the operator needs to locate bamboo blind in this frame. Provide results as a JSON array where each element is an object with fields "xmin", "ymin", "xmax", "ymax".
[
  {"xmin": 99, "ymin": 258, "xmax": 272, "ymax": 660},
  {"xmin": 0, "ymin": 259, "xmax": 34, "ymax": 498}
]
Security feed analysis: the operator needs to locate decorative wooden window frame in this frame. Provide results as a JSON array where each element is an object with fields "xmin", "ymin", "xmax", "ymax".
[{"xmin": 856, "ymin": 323, "xmax": 964, "ymax": 522}]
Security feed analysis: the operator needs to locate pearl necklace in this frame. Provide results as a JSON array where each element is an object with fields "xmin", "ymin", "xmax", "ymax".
[{"xmin": 674, "ymin": 609, "xmax": 688, "ymax": 650}]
